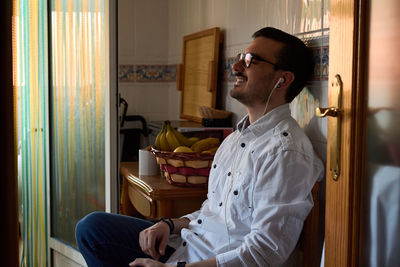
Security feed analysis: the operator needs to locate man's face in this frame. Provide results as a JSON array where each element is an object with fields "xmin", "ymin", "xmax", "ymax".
[{"xmin": 230, "ymin": 37, "xmax": 284, "ymax": 107}]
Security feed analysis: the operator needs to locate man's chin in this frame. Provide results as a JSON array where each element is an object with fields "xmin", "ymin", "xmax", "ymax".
[
  {"xmin": 230, "ymin": 90, "xmax": 244, "ymax": 103},
  {"xmin": 231, "ymin": 84, "xmax": 245, "ymax": 96}
]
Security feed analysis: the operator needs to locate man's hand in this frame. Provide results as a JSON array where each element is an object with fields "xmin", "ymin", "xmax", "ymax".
[
  {"xmin": 139, "ymin": 222, "xmax": 170, "ymax": 260},
  {"xmin": 129, "ymin": 258, "xmax": 173, "ymax": 267}
]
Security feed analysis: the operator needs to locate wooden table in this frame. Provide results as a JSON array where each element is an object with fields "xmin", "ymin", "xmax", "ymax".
[{"xmin": 120, "ymin": 162, "xmax": 208, "ymax": 219}]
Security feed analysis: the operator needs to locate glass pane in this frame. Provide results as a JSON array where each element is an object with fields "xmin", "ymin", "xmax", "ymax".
[
  {"xmin": 14, "ymin": 0, "xmax": 49, "ymax": 264},
  {"xmin": 49, "ymin": 0, "xmax": 108, "ymax": 248},
  {"xmin": 363, "ymin": 0, "xmax": 400, "ymax": 265}
]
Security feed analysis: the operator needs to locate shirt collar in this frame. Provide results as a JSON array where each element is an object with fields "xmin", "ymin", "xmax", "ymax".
[{"xmin": 236, "ymin": 104, "xmax": 292, "ymax": 136}]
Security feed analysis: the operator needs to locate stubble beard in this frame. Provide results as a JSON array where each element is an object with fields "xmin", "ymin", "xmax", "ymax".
[
  {"xmin": 230, "ymin": 82, "xmax": 271, "ymax": 108},
  {"xmin": 230, "ymin": 84, "xmax": 250, "ymax": 105}
]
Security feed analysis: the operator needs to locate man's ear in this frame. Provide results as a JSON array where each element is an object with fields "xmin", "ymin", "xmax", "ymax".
[{"xmin": 278, "ymin": 72, "xmax": 295, "ymax": 89}]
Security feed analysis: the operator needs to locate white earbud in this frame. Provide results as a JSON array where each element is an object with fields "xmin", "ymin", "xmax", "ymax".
[
  {"xmin": 262, "ymin": 77, "xmax": 285, "ymax": 116},
  {"xmin": 274, "ymin": 77, "xmax": 285, "ymax": 89}
]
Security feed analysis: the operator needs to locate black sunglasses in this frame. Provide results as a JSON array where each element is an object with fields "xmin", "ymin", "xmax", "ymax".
[{"xmin": 236, "ymin": 52, "xmax": 280, "ymax": 69}]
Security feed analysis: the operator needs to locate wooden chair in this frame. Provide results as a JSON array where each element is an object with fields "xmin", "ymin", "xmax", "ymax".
[{"xmin": 299, "ymin": 182, "xmax": 324, "ymax": 267}]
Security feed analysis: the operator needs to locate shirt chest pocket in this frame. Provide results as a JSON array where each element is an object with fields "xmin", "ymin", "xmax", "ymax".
[{"xmin": 229, "ymin": 173, "xmax": 254, "ymax": 221}]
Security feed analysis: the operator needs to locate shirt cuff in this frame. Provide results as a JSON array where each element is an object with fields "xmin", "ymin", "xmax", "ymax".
[
  {"xmin": 181, "ymin": 210, "xmax": 200, "ymax": 221},
  {"xmin": 216, "ymin": 249, "xmax": 241, "ymax": 267}
]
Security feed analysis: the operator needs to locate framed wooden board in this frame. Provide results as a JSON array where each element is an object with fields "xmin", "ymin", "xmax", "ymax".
[{"xmin": 177, "ymin": 27, "xmax": 220, "ymax": 122}]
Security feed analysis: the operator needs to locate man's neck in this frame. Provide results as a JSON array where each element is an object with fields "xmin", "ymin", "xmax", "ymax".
[{"xmin": 247, "ymin": 101, "xmax": 284, "ymax": 124}]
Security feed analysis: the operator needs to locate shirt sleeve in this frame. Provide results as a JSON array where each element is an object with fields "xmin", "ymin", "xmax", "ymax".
[{"xmin": 217, "ymin": 150, "xmax": 322, "ymax": 266}]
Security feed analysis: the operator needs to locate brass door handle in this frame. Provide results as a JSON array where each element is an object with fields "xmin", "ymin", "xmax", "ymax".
[
  {"xmin": 316, "ymin": 74, "xmax": 343, "ymax": 181},
  {"xmin": 316, "ymin": 107, "xmax": 339, "ymax": 117}
]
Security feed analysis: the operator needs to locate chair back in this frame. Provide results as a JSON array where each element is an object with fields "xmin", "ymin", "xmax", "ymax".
[{"xmin": 299, "ymin": 182, "xmax": 324, "ymax": 267}]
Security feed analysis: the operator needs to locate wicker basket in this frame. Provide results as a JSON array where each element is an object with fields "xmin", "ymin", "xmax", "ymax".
[{"xmin": 151, "ymin": 147, "xmax": 215, "ymax": 187}]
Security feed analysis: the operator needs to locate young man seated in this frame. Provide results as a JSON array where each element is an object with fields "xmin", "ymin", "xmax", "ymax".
[{"xmin": 75, "ymin": 27, "xmax": 324, "ymax": 267}]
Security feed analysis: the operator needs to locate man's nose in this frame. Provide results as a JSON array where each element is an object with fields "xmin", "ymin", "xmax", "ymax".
[{"xmin": 232, "ymin": 60, "xmax": 245, "ymax": 73}]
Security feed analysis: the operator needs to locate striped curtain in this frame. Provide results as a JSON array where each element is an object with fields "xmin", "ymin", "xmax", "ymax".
[
  {"xmin": 13, "ymin": 0, "xmax": 108, "ymax": 265},
  {"xmin": 49, "ymin": 0, "xmax": 107, "ymax": 248},
  {"xmin": 13, "ymin": 0, "xmax": 49, "ymax": 266}
]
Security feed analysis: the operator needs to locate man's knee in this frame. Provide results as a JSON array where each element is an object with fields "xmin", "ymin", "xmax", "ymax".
[{"xmin": 75, "ymin": 211, "xmax": 107, "ymax": 243}]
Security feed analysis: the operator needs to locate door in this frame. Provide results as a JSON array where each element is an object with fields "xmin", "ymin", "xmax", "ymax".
[
  {"xmin": 47, "ymin": 0, "xmax": 118, "ymax": 265},
  {"xmin": 325, "ymin": 0, "xmax": 400, "ymax": 266}
]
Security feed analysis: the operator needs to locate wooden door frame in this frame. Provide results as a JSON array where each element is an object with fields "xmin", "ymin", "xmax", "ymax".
[
  {"xmin": 1, "ymin": 0, "xmax": 19, "ymax": 266},
  {"xmin": 325, "ymin": 0, "xmax": 368, "ymax": 266}
]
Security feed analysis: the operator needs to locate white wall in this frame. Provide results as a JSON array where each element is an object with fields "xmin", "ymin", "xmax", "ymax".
[
  {"xmin": 118, "ymin": 0, "xmax": 329, "ymax": 162},
  {"xmin": 118, "ymin": 0, "xmax": 172, "ymax": 121}
]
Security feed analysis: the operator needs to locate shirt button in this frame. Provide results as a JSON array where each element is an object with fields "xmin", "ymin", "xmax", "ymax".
[
  {"xmin": 182, "ymin": 241, "xmax": 187, "ymax": 246},
  {"xmin": 241, "ymin": 143, "xmax": 246, "ymax": 147},
  {"xmin": 197, "ymin": 219, "xmax": 202, "ymax": 224},
  {"xmin": 233, "ymin": 190, "xmax": 238, "ymax": 195},
  {"xmin": 227, "ymin": 172, "xmax": 231, "ymax": 176},
  {"xmin": 282, "ymin": 132, "xmax": 288, "ymax": 136},
  {"xmin": 219, "ymin": 202, "xmax": 222, "ymax": 207},
  {"xmin": 213, "ymin": 164, "xmax": 217, "ymax": 168}
]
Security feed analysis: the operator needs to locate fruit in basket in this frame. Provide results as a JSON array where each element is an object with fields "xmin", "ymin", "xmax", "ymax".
[
  {"xmin": 188, "ymin": 137, "xmax": 200, "ymax": 144},
  {"xmin": 170, "ymin": 127, "xmax": 198, "ymax": 147},
  {"xmin": 191, "ymin": 137, "xmax": 220, "ymax": 152},
  {"xmin": 154, "ymin": 121, "xmax": 221, "ymax": 152},
  {"xmin": 166, "ymin": 124, "xmax": 180, "ymax": 151},
  {"xmin": 155, "ymin": 121, "xmax": 199, "ymax": 151},
  {"xmin": 159, "ymin": 124, "xmax": 171, "ymax": 151},
  {"xmin": 173, "ymin": 146, "xmax": 194, "ymax": 153},
  {"xmin": 154, "ymin": 124, "xmax": 163, "ymax": 149},
  {"xmin": 201, "ymin": 146, "xmax": 219, "ymax": 154},
  {"xmin": 155, "ymin": 121, "xmax": 173, "ymax": 151}
]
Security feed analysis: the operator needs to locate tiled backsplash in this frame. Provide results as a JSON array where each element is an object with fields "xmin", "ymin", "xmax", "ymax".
[{"xmin": 119, "ymin": 64, "xmax": 177, "ymax": 83}]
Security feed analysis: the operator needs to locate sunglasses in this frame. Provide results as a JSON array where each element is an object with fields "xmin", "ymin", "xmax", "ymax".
[{"xmin": 235, "ymin": 52, "xmax": 280, "ymax": 69}]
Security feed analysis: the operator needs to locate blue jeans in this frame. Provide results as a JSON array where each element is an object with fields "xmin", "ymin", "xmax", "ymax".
[{"xmin": 75, "ymin": 212, "xmax": 174, "ymax": 267}]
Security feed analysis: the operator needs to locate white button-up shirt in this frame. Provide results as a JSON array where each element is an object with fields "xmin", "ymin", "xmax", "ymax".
[{"xmin": 166, "ymin": 104, "xmax": 324, "ymax": 266}]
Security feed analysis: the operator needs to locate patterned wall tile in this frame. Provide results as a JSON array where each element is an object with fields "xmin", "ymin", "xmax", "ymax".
[
  {"xmin": 311, "ymin": 46, "xmax": 329, "ymax": 80},
  {"xmin": 119, "ymin": 64, "xmax": 177, "ymax": 82},
  {"xmin": 135, "ymin": 64, "xmax": 177, "ymax": 82},
  {"xmin": 222, "ymin": 57, "xmax": 237, "ymax": 83},
  {"xmin": 119, "ymin": 64, "xmax": 136, "ymax": 82}
]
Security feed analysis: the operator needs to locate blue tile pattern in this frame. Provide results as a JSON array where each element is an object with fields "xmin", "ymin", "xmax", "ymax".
[
  {"xmin": 119, "ymin": 64, "xmax": 135, "ymax": 82},
  {"xmin": 222, "ymin": 57, "xmax": 237, "ymax": 83},
  {"xmin": 136, "ymin": 64, "xmax": 177, "ymax": 82},
  {"xmin": 311, "ymin": 46, "xmax": 329, "ymax": 80},
  {"xmin": 119, "ymin": 64, "xmax": 177, "ymax": 82}
]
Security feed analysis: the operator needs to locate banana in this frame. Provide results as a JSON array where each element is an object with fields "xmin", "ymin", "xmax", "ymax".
[
  {"xmin": 154, "ymin": 124, "xmax": 164, "ymax": 149},
  {"xmin": 169, "ymin": 126, "xmax": 202, "ymax": 147},
  {"xmin": 173, "ymin": 146, "xmax": 194, "ymax": 153},
  {"xmin": 191, "ymin": 137, "xmax": 220, "ymax": 152},
  {"xmin": 166, "ymin": 124, "xmax": 180, "ymax": 151},
  {"xmin": 201, "ymin": 146, "xmax": 219, "ymax": 153},
  {"xmin": 170, "ymin": 127, "xmax": 192, "ymax": 147},
  {"xmin": 187, "ymin": 137, "xmax": 200, "ymax": 146},
  {"xmin": 159, "ymin": 123, "xmax": 171, "ymax": 151}
]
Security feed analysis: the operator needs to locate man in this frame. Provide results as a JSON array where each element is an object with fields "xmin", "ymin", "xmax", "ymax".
[{"xmin": 76, "ymin": 27, "xmax": 324, "ymax": 267}]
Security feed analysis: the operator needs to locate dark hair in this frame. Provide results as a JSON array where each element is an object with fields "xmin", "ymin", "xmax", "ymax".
[{"xmin": 252, "ymin": 27, "xmax": 314, "ymax": 102}]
